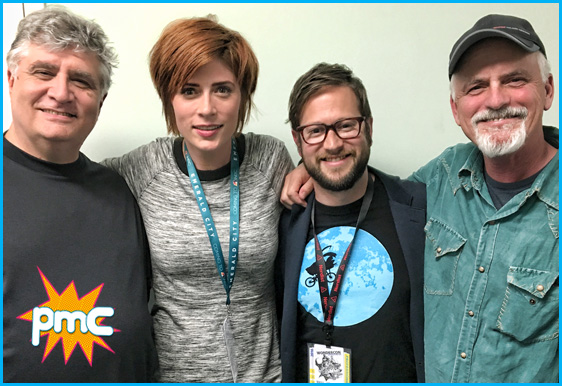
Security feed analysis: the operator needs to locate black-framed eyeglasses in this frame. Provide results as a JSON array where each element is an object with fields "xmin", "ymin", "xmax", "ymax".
[{"xmin": 294, "ymin": 116, "xmax": 366, "ymax": 145}]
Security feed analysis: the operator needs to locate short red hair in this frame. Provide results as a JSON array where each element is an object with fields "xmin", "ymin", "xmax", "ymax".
[{"xmin": 149, "ymin": 16, "xmax": 259, "ymax": 135}]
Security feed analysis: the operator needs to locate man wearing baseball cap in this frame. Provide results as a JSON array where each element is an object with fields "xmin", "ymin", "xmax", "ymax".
[
  {"xmin": 280, "ymin": 13, "xmax": 558, "ymax": 383},
  {"xmin": 410, "ymin": 14, "xmax": 558, "ymax": 382}
]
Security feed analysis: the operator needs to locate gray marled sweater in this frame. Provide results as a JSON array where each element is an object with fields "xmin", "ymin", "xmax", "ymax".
[{"xmin": 103, "ymin": 133, "xmax": 293, "ymax": 382}]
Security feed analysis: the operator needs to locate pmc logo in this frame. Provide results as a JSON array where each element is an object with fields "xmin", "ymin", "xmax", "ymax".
[{"xmin": 17, "ymin": 267, "xmax": 117, "ymax": 365}]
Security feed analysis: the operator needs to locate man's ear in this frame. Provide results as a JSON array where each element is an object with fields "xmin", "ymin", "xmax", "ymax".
[
  {"xmin": 543, "ymin": 74, "xmax": 555, "ymax": 111},
  {"xmin": 99, "ymin": 93, "xmax": 107, "ymax": 111},
  {"xmin": 365, "ymin": 117, "xmax": 374, "ymax": 146},
  {"xmin": 292, "ymin": 130, "xmax": 303, "ymax": 157},
  {"xmin": 7, "ymin": 68, "xmax": 15, "ymax": 91},
  {"xmin": 449, "ymin": 77, "xmax": 462, "ymax": 126},
  {"xmin": 450, "ymin": 95, "xmax": 461, "ymax": 126}
]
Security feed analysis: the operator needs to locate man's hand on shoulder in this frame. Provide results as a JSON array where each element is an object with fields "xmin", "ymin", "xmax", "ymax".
[{"xmin": 280, "ymin": 163, "xmax": 313, "ymax": 209}]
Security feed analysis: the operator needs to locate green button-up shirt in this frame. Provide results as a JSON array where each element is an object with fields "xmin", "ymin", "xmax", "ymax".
[{"xmin": 411, "ymin": 126, "xmax": 559, "ymax": 383}]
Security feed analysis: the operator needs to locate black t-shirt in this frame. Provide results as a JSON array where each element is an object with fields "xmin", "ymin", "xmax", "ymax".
[
  {"xmin": 172, "ymin": 135, "xmax": 246, "ymax": 179},
  {"xmin": 3, "ymin": 138, "xmax": 159, "ymax": 382},
  {"xmin": 295, "ymin": 175, "xmax": 417, "ymax": 382},
  {"xmin": 484, "ymin": 168, "xmax": 541, "ymax": 209}
]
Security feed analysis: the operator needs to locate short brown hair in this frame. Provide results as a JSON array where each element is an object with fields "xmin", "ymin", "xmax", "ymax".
[
  {"xmin": 288, "ymin": 63, "xmax": 371, "ymax": 130},
  {"xmin": 149, "ymin": 16, "xmax": 259, "ymax": 136}
]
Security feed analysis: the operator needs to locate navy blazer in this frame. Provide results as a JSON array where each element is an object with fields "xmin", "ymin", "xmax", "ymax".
[{"xmin": 275, "ymin": 167, "xmax": 426, "ymax": 382}]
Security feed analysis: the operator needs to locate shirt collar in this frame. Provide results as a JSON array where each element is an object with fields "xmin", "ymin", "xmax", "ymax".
[
  {"xmin": 454, "ymin": 127, "xmax": 559, "ymax": 209},
  {"xmin": 532, "ymin": 150, "xmax": 558, "ymax": 210},
  {"xmin": 456, "ymin": 145, "xmax": 485, "ymax": 193}
]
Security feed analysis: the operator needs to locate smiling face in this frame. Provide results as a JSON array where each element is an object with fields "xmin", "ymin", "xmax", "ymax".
[
  {"xmin": 450, "ymin": 38, "xmax": 554, "ymax": 158},
  {"xmin": 7, "ymin": 43, "xmax": 105, "ymax": 163},
  {"xmin": 172, "ymin": 59, "xmax": 241, "ymax": 170},
  {"xmin": 293, "ymin": 85, "xmax": 372, "ymax": 192}
]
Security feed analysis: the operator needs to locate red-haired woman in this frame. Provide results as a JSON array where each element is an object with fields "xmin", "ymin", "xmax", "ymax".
[{"xmin": 104, "ymin": 16, "xmax": 292, "ymax": 382}]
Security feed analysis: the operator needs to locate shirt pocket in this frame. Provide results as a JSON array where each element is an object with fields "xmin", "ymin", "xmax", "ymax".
[
  {"xmin": 496, "ymin": 267, "xmax": 559, "ymax": 343},
  {"xmin": 424, "ymin": 218, "xmax": 467, "ymax": 296}
]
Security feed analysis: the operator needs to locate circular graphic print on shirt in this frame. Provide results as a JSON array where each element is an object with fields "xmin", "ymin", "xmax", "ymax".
[{"xmin": 298, "ymin": 226, "xmax": 394, "ymax": 326}]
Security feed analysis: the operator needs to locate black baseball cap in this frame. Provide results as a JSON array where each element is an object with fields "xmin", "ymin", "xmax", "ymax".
[{"xmin": 448, "ymin": 14, "xmax": 546, "ymax": 79}]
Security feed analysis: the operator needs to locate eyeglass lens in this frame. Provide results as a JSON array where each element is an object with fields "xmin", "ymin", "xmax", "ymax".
[{"xmin": 302, "ymin": 117, "xmax": 362, "ymax": 144}]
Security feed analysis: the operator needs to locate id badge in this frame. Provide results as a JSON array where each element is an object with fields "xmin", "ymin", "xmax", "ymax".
[
  {"xmin": 307, "ymin": 343, "xmax": 351, "ymax": 383},
  {"xmin": 222, "ymin": 316, "xmax": 238, "ymax": 382}
]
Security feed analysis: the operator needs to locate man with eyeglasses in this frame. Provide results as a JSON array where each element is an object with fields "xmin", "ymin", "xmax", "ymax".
[{"xmin": 275, "ymin": 63, "xmax": 426, "ymax": 383}]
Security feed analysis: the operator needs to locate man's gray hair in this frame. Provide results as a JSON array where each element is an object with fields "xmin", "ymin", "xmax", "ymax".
[
  {"xmin": 6, "ymin": 5, "xmax": 118, "ymax": 95},
  {"xmin": 537, "ymin": 52, "xmax": 551, "ymax": 83}
]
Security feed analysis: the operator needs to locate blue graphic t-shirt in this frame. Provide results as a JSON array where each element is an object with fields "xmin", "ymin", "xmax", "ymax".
[
  {"xmin": 298, "ymin": 227, "xmax": 394, "ymax": 326},
  {"xmin": 295, "ymin": 176, "xmax": 417, "ymax": 382}
]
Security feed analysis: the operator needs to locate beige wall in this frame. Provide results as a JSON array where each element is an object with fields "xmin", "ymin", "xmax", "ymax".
[{"xmin": 3, "ymin": 3, "xmax": 559, "ymax": 177}]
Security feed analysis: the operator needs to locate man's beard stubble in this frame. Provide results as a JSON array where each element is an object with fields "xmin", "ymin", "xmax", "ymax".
[{"xmin": 303, "ymin": 145, "xmax": 370, "ymax": 192}]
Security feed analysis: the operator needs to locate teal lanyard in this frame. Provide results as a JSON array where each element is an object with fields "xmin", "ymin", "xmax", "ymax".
[{"xmin": 184, "ymin": 138, "xmax": 240, "ymax": 305}]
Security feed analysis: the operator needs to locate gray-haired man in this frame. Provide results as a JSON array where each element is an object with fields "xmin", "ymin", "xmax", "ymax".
[
  {"xmin": 411, "ymin": 14, "xmax": 558, "ymax": 383},
  {"xmin": 3, "ymin": 6, "xmax": 158, "ymax": 381}
]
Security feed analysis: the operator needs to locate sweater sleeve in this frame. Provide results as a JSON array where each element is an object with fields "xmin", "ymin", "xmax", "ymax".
[
  {"xmin": 244, "ymin": 132, "xmax": 295, "ymax": 199},
  {"xmin": 101, "ymin": 138, "xmax": 174, "ymax": 200}
]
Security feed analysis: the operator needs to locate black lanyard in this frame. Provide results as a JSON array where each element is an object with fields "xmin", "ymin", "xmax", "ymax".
[{"xmin": 311, "ymin": 174, "xmax": 374, "ymax": 346}]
